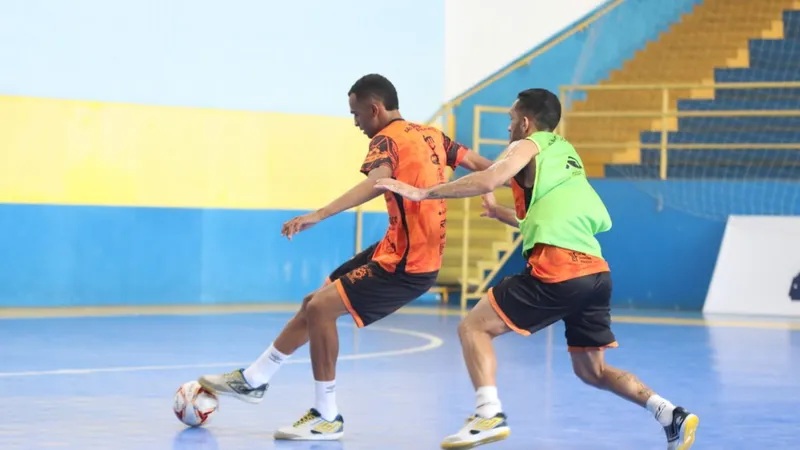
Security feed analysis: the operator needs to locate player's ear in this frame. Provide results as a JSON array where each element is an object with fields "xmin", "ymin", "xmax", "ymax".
[{"xmin": 371, "ymin": 103, "xmax": 380, "ymax": 117}]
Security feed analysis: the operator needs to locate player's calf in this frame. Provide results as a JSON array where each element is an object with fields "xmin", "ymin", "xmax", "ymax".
[
  {"xmin": 441, "ymin": 296, "xmax": 513, "ymax": 449},
  {"xmin": 271, "ymin": 282, "xmax": 350, "ymax": 440},
  {"xmin": 571, "ymin": 352, "xmax": 699, "ymax": 450}
]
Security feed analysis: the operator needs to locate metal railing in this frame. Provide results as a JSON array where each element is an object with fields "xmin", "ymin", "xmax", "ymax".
[
  {"xmin": 560, "ymin": 81, "xmax": 800, "ymax": 179},
  {"xmin": 455, "ymin": 105, "xmax": 517, "ymax": 311},
  {"xmin": 454, "ymin": 81, "xmax": 800, "ymax": 310}
]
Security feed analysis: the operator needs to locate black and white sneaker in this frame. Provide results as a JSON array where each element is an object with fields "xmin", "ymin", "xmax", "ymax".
[
  {"xmin": 665, "ymin": 407, "xmax": 699, "ymax": 450},
  {"xmin": 197, "ymin": 368, "xmax": 267, "ymax": 404}
]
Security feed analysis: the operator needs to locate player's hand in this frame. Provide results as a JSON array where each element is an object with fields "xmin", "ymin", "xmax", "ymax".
[
  {"xmin": 281, "ymin": 211, "xmax": 323, "ymax": 240},
  {"xmin": 374, "ymin": 178, "xmax": 429, "ymax": 202},
  {"xmin": 480, "ymin": 193, "xmax": 498, "ymax": 219}
]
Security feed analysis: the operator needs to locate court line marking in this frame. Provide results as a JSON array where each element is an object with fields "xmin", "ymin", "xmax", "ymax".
[
  {"xmin": 0, "ymin": 325, "xmax": 443, "ymax": 378},
  {"xmin": 2, "ymin": 303, "xmax": 800, "ymax": 330}
]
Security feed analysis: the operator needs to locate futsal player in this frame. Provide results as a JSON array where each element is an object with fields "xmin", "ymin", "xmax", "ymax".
[
  {"xmin": 375, "ymin": 88, "xmax": 699, "ymax": 450},
  {"xmin": 197, "ymin": 74, "xmax": 497, "ymax": 440}
]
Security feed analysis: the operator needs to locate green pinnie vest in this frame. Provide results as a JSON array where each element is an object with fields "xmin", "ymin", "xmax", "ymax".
[{"xmin": 516, "ymin": 131, "xmax": 612, "ymax": 258}]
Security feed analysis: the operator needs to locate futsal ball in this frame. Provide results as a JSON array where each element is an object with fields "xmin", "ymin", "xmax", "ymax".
[{"xmin": 173, "ymin": 381, "xmax": 219, "ymax": 427}]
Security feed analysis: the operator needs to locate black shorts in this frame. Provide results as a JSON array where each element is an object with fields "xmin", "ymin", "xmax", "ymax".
[
  {"xmin": 488, "ymin": 270, "xmax": 617, "ymax": 352},
  {"xmin": 325, "ymin": 243, "xmax": 437, "ymax": 328}
]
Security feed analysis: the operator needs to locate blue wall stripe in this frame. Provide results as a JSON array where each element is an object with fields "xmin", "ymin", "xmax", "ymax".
[
  {"xmin": 3, "ymin": 180, "xmax": 797, "ymax": 310},
  {"xmin": 0, "ymin": 205, "xmax": 387, "ymax": 306}
]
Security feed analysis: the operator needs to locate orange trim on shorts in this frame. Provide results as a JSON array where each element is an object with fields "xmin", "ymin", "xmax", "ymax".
[
  {"xmin": 333, "ymin": 279, "xmax": 365, "ymax": 328},
  {"xmin": 567, "ymin": 341, "xmax": 620, "ymax": 353},
  {"xmin": 487, "ymin": 288, "xmax": 531, "ymax": 337}
]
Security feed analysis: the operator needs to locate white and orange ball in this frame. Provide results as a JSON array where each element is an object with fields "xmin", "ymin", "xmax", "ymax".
[{"xmin": 173, "ymin": 381, "xmax": 219, "ymax": 427}]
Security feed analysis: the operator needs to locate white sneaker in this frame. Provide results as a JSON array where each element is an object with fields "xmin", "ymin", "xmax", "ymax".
[
  {"xmin": 274, "ymin": 408, "xmax": 344, "ymax": 441},
  {"xmin": 197, "ymin": 368, "xmax": 267, "ymax": 404},
  {"xmin": 440, "ymin": 412, "xmax": 510, "ymax": 449}
]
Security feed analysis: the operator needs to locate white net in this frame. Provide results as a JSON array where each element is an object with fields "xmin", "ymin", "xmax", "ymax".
[{"xmin": 562, "ymin": 0, "xmax": 800, "ymax": 221}]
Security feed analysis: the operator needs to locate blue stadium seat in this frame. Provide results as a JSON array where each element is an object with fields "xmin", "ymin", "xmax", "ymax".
[
  {"xmin": 748, "ymin": 39, "xmax": 800, "ymax": 69},
  {"xmin": 714, "ymin": 68, "xmax": 800, "ymax": 83},
  {"xmin": 640, "ymin": 131, "xmax": 799, "ymax": 144},
  {"xmin": 605, "ymin": 7, "xmax": 800, "ymax": 180},
  {"xmin": 676, "ymin": 116, "xmax": 800, "ymax": 132},
  {"xmin": 638, "ymin": 148, "xmax": 800, "ymax": 165},
  {"xmin": 606, "ymin": 162, "xmax": 800, "ymax": 180},
  {"xmin": 677, "ymin": 99, "xmax": 800, "ymax": 110},
  {"xmin": 784, "ymin": 11, "xmax": 800, "ymax": 39}
]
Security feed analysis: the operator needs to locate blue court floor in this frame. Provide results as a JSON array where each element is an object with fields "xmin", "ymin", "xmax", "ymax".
[{"xmin": 1, "ymin": 305, "xmax": 800, "ymax": 449}]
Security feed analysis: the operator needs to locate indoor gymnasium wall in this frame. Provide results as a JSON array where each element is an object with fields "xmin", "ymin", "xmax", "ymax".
[
  {"xmin": 0, "ymin": 96, "xmax": 391, "ymax": 306},
  {"xmin": 0, "ymin": 0, "xmax": 445, "ymax": 307}
]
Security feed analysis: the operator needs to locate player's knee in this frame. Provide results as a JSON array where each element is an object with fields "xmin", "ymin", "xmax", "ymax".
[
  {"xmin": 459, "ymin": 310, "xmax": 506, "ymax": 339},
  {"xmin": 300, "ymin": 293, "xmax": 314, "ymax": 311},
  {"xmin": 458, "ymin": 315, "xmax": 493, "ymax": 340},
  {"xmin": 457, "ymin": 319, "xmax": 472, "ymax": 340},
  {"xmin": 573, "ymin": 361, "xmax": 605, "ymax": 387},
  {"xmin": 305, "ymin": 296, "xmax": 325, "ymax": 320},
  {"xmin": 292, "ymin": 293, "xmax": 315, "ymax": 321},
  {"xmin": 304, "ymin": 292, "xmax": 340, "ymax": 323}
]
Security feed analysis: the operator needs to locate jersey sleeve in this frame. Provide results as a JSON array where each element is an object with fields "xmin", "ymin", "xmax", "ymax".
[
  {"xmin": 360, "ymin": 134, "xmax": 399, "ymax": 176},
  {"xmin": 442, "ymin": 132, "xmax": 468, "ymax": 169}
]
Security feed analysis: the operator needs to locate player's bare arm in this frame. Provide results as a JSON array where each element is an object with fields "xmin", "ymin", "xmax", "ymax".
[
  {"xmin": 458, "ymin": 150, "xmax": 494, "ymax": 172},
  {"xmin": 455, "ymin": 149, "xmax": 514, "ymax": 188},
  {"xmin": 442, "ymin": 132, "xmax": 512, "ymax": 186},
  {"xmin": 480, "ymin": 193, "xmax": 519, "ymax": 228},
  {"xmin": 282, "ymin": 165, "xmax": 392, "ymax": 239},
  {"xmin": 375, "ymin": 139, "xmax": 538, "ymax": 201}
]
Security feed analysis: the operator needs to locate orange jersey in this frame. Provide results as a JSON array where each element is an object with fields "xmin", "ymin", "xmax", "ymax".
[
  {"xmin": 510, "ymin": 179, "xmax": 609, "ymax": 283},
  {"xmin": 361, "ymin": 119, "xmax": 467, "ymax": 274}
]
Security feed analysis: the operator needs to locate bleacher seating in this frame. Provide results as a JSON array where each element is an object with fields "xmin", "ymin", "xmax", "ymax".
[{"xmin": 606, "ymin": 9, "xmax": 800, "ymax": 179}]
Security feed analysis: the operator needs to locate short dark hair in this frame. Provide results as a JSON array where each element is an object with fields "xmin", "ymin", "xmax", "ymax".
[
  {"xmin": 515, "ymin": 88, "xmax": 561, "ymax": 131},
  {"xmin": 348, "ymin": 74, "xmax": 399, "ymax": 111}
]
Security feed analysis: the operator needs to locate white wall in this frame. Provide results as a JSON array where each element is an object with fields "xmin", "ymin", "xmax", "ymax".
[{"xmin": 444, "ymin": 0, "xmax": 607, "ymax": 101}]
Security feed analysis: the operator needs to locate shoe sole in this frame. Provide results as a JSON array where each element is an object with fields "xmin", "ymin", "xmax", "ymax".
[
  {"xmin": 440, "ymin": 427, "xmax": 511, "ymax": 449},
  {"xmin": 273, "ymin": 430, "xmax": 344, "ymax": 441},
  {"xmin": 678, "ymin": 415, "xmax": 699, "ymax": 450},
  {"xmin": 197, "ymin": 377, "xmax": 263, "ymax": 405}
]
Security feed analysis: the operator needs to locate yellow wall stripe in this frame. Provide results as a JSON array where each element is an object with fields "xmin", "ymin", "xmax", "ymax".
[{"xmin": 0, "ymin": 95, "xmax": 385, "ymax": 212}]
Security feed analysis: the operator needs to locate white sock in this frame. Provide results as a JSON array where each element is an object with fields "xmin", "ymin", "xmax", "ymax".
[
  {"xmin": 315, "ymin": 380, "xmax": 338, "ymax": 421},
  {"xmin": 646, "ymin": 394, "xmax": 675, "ymax": 427},
  {"xmin": 242, "ymin": 343, "xmax": 289, "ymax": 387},
  {"xmin": 475, "ymin": 386, "xmax": 503, "ymax": 418}
]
